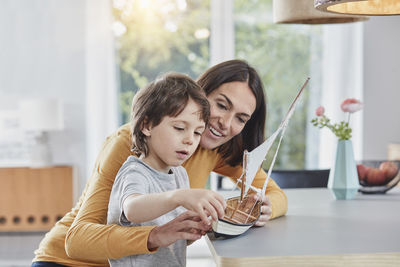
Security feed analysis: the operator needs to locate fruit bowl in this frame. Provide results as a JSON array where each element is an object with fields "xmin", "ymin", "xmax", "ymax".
[{"xmin": 357, "ymin": 160, "xmax": 400, "ymax": 194}]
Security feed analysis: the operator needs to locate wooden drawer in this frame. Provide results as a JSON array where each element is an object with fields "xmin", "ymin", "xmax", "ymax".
[{"xmin": 0, "ymin": 166, "xmax": 76, "ymax": 232}]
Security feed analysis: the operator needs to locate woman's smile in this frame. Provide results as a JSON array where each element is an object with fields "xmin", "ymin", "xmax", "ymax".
[{"xmin": 208, "ymin": 125, "xmax": 224, "ymax": 137}]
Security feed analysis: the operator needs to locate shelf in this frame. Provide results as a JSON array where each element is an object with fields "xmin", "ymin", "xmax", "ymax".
[{"xmin": 0, "ymin": 166, "xmax": 76, "ymax": 232}]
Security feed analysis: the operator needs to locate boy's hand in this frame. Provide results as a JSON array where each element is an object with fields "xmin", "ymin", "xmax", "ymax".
[
  {"xmin": 147, "ymin": 211, "xmax": 211, "ymax": 250},
  {"xmin": 173, "ymin": 189, "xmax": 226, "ymax": 225}
]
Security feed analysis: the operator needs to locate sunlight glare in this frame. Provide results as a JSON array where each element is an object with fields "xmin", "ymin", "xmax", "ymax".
[
  {"xmin": 113, "ymin": 21, "xmax": 127, "ymax": 37},
  {"xmin": 194, "ymin": 28, "xmax": 210, "ymax": 39},
  {"xmin": 113, "ymin": 0, "xmax": 127, "ymax": 10},
  {"xmin": 138, "ymin": 0, "xmax": 151, "ymax": 9},
  {"xmin": 177, "ymin": 0, "xmax": 187, "ymax": 11},
  {"xmin": 161, "ymin": 2, "xmax": 175, "ymax": 14},
  {"xmin": 164, "ymin": 21, "xmax": 178, "ymax": 32},
  {"xmin": 188, "ymin": 52, "xmax": 196, "ymax": 62}
]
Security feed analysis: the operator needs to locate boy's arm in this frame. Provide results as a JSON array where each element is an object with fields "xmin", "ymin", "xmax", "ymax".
[
  {"xmin": 124, "ymin": 189, "xmax": 226, "ymax": 225},
  {"xmin": 123, "ymin": 192, "xmax": 178, "ymax": 223}
]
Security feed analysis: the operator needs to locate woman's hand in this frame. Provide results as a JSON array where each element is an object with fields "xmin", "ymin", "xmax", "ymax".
[
  {"xmin": 252, "ymin": 194, "xmax": 272, "ymax": 226},
  {"xmin": 147, "ymin": 211, "xmax": 211, "ymax": 250},
  {"xmin": 173, "ymin": 189, "xmax": 226, "ymax": 225}
]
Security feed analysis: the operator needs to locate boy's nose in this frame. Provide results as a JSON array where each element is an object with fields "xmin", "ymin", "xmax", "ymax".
[{"xmin": 183, "ymin": 133, "xmax": 194, "ymax": 145}]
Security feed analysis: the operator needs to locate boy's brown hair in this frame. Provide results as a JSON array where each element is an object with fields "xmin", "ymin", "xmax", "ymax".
[{"xmin": 131, "ymin": 72, "xmax": 210, "ymax": 156}]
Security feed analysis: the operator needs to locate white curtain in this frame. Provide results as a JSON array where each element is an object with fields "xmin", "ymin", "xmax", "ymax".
[
  {"xmin": 85, "ymin": 0, "xmax": 118, "ymax": 180},
  {"xmin": 210, "ymin": 0, "xmax": 234, "ymax": 66},
  {"xmin": 317, "ymin": 23, "xmax": 364, "ymax": 169},
  {"xmin": 209, "ymin": 0, "xmax": 235, "ymax": 190}
]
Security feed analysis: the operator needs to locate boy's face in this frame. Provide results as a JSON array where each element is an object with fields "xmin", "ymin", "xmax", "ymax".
[{"xmin": 141, "ymin": 98, "xmax": 206, "ymax": 173}]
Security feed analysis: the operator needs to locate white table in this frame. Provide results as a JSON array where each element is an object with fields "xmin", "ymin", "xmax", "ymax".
[{"xmin": 206, "ymin": 188, "xmax": 400, "ymax": 266}]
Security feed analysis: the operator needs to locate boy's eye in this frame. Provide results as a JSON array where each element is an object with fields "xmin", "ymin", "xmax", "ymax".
[
  {"xmin": 174, "ymin": 126, "xmax": 184, "ymax": 131},
  {"xmin": 194, "ymin": 131, "xmax": 203, "ymax": 136}
]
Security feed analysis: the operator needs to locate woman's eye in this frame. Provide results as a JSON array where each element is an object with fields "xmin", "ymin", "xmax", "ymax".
[
  {"xmin": 174, "ymin": 126, "xmax": 184, "ymax": 131},
  {"xmin": 217, "ymin": 103, "xmax": 227, "ymax": 110},
  {"xmin": 237, "ymin": 117, "xmax": 246, "ymax": 124},
  {"xmin": 194, "ymin": 131, "xmax": 203, "ymax": 136}
]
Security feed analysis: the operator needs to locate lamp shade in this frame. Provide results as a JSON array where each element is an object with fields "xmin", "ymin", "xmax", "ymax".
[
  {"xmin": 19, "ymin": 99, "xmax": 64, "ymax": 131},
  {"xmin": 315, "ymin": 0, "xmax": 400, "ymax": 15},
  {"xmin": 274, "ymin": 0, "xmax": 368, "ymax": 24}
]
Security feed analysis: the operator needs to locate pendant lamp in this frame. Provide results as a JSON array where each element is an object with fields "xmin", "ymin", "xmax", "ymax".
[
  {"xmin": 273, "ymin": 0, "xmax": 368, "ymax": 24},
  {"xmin": 315, "ymin": 0, "xmax": 400, "ymax": 15}
]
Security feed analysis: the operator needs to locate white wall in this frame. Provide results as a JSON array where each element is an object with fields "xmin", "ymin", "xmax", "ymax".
[
  {"xmin": 363, "ymin": 16, "xmax": 400, "ymax": 160},
  {"xmin": 317, "ymin": 23, "xmax": 364, "ymax": 168},
  {"xmin": 0, "ymin": 0, "xmax": 87, "ymax": 192}
]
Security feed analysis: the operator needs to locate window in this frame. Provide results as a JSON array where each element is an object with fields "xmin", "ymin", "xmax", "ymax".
[
  {"xmin": 234, "ymin": 0, "xmax": 322, "ymax": 169},
  {"xmin": 112, "ymin": 0, "xmax": 210, "ymax": 123},
  {"xmin": 113, "ymin": 0, "xmax": 322, "ymax": 170}
]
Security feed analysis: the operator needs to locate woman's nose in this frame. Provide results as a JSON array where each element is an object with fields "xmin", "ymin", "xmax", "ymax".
[{"xmin": 219, "ymin": 112, "xmax": 234, "ymax": 130}]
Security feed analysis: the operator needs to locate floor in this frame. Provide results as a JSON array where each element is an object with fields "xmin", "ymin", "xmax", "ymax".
[
  {"xmin": 0, "ymin": 232, "xmax": 42, "ymax": 267},
  {"xmin": 0, "ymin": 232, "xmax": 216, "ymax": 267}
]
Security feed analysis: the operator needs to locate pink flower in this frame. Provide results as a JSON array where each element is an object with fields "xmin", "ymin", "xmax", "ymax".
[
  {"xmin": 315, "ymin": 106, "xmax": 325, "ymax": 117},
  {"xmin": 340, "ymin": 98, "xmax": 363, "ymax": 113},
  {"xmin": 312, "ymin": 97, "xmax": 363, "ymax": 140}
]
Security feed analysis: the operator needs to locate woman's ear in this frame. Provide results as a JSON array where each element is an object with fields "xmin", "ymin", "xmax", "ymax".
[{"xmin": 141, "ymin": 119, "xmax": 152, "ymax": 137}]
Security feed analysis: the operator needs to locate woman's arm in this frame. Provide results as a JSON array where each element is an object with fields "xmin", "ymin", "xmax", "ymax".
[
  {"xmin": 147, "ymin": 211, "xmax": 209, "ymax": 250},
  {"xmin": 64, "ymin": 126, "xmax": 220, "ymax": 261},
  {"xmin": 65, "ymin": 126, "xmax": 159, "ymax": 260}
]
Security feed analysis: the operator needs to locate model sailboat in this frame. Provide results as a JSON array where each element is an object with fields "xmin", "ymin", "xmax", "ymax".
[{"xmin": 212, "ymin": 78, "xmax": 310, "ymax": 237}]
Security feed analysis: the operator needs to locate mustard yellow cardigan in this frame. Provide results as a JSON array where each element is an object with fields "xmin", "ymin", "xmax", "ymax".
[{"xmin": 33, "ymin": 124, "xmax": 287, "ymax": 266}]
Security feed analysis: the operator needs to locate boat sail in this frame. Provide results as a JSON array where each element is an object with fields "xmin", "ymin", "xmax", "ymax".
[{"xmin": 212, "ymin": 78, "xmax": 310, "ymax": 237}]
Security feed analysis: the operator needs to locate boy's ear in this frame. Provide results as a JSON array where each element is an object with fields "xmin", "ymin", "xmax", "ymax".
[{"xmin": 141, "ymin": 118, "xmax": 152, "ymax": 137}]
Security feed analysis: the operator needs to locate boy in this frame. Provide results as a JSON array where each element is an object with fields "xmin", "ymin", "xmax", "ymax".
[{"xmin": 107, "ymin": 73, "xmax": 226, "ymax": 267}]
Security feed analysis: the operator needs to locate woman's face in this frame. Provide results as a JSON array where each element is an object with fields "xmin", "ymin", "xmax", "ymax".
[{"xmin": 200, "ymin": 81, "xmax": 257, "ymax": 150}]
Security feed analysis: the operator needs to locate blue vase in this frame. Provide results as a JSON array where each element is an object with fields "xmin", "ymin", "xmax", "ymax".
[{"xmin": 328, "ymin": 140, "xmax": 359, "ymax": 200}]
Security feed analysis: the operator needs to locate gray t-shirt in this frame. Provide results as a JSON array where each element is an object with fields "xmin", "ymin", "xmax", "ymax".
[{"xmin": 107, "ymin": 156, "xmax": 190, "ymax": 267}]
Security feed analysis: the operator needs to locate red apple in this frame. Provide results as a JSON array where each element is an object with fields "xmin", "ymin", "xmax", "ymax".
[
  {"xmin": 379, "ymin": 161, "xmax": 399, "ymax": 181},
  {"xmin": 357, "ymin": 164, "xmax": 369, "ymax": 181},
  {"xmin": 366, "ymin": 168, "xmax": 386, "ymax": 186}
]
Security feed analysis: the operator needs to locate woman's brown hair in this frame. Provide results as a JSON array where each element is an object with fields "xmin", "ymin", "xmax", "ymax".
[
  {"xmin": 131, "ymin": 72, "xmax": 210, "ymax": 156},
  {"xmin": 197, "ymin": 59, "xmax": 267, "ymax": 166}
]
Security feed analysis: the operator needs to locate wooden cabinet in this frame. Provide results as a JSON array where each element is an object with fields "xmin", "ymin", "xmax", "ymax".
[{"xmin": 0, "ymin": 166, "xmax": 76, "ymax": 232}]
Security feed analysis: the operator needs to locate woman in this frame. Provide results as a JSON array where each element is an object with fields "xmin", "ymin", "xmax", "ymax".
[{"xmin": 32, "ymin": 60, "xmax": 288, "ymax": 267}]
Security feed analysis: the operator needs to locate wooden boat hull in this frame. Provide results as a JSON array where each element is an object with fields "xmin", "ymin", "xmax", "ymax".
[
  {"xmin": 212, "ymin": 218, "xmax": 253, "ymax": 237},
  {"xmin": 212, "ymin": 196, "xmax": 261, "ymax": 237}
]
